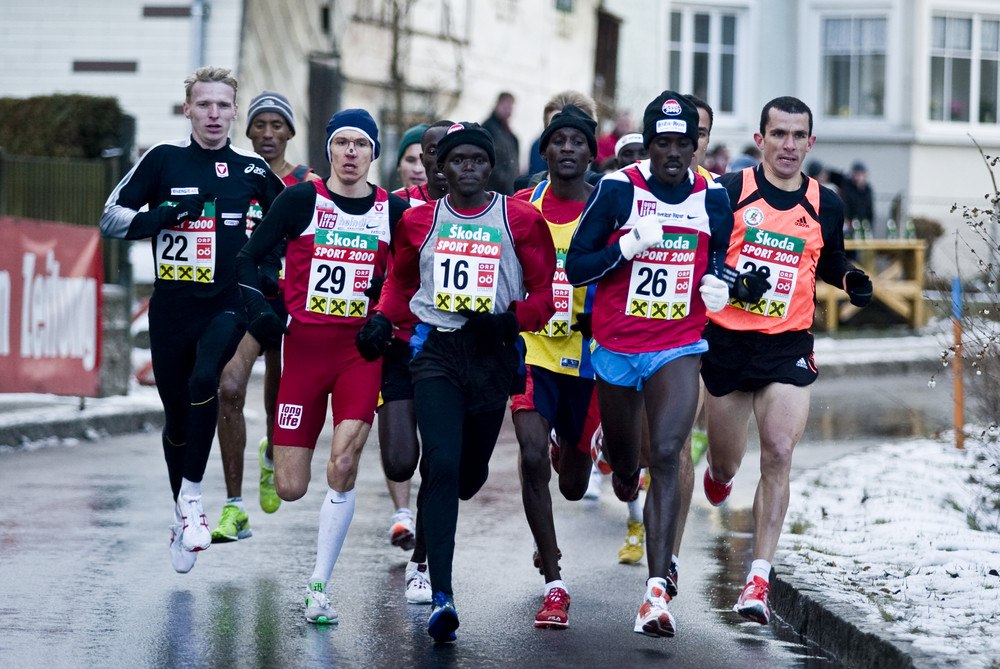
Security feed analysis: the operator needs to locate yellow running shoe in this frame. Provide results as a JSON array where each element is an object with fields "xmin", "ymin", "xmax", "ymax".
[
  {"xmin": 259, "ymin": 437, "xmax": 281, "ymax": 513},
  {"xmin": 618, "ymin": 519, "xmax": 645, "ymax": 564}
]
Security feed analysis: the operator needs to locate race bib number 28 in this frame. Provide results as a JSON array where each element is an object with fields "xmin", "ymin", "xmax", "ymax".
[
  {"xmin": 731, "ymin": 229, "xmax": 805, "ymax": 318},
  {"xmin": 433, "ymin": 223, "xmax": 501, "ymax": 314}
]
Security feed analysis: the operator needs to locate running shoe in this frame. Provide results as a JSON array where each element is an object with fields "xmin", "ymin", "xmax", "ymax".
[
  {"xmin": 667, "ymin": 559, "xmax": 679, "ymax": 599},
  {"xmin": 532, "ymin": 544, "xmax": 562, "ymax": 575},
  {"xmin": 583, "ymin": 462, "xmax": 603, "ymax": 500},
  {"xmin": 549, "ymin": 428, "xmax": 560, "ymax": 474},
  {"xmin": 734, "ymin": 576, "xmax": 771, "ymax": 625},
  {"xmin": 389, "ymin": 509, "xmax": 416, "ymax": 551},
  {"xmin": 612, "ymin": 469, "xmax": 641, "ymax": 502},
  {"xmin": 176, "ymin": 493, "xmax": 211, "ymax": 551},
  {"xmin": 211, "ymin": 503, "xmax": 252, "ymax": 543},
  {"xmin": 534, "ymin": 587, "xmax": 570, "ymax": 629},
  {"xmin": 690, "ymin": 429, "xmax": 708, "ymax": 466},
  {"xmin": 618, "ymin": 519, "xmax": 645, "ymax": 564},
  {"xmin": 305, "ymin": 582, "xmax": 338, "ymax": 624},
  {"xmin": 428, "ymin": 591, "xmax": 459, "ymax": 643},
  {"xmin": 168, "ymin": 523, "xmax": 197, "ymax": 573},
  {"xmin": 405, "ymin": 562, "xmax": 433, "ymax": 604},
  {"xmin": 590, "ymin": 427, "xmax": 611, "ymax": 475},
  {"xmin": 703, "ymin": 468, "xmax": 733, "ymax": 506},
  {"xmin": 259, "ymin": 437, "xmax": 281, "ymax": 513},
  {"xmin": 634, "ymin": 581, "xmax": 676, "ymax": 638}
]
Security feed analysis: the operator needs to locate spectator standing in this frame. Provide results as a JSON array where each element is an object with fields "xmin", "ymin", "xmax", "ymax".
[{"xmin": 483, "ymin": 92, "xmax": 521, "ymax": 195}]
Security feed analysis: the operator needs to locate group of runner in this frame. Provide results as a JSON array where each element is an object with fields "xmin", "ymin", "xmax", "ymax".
[{"xmin": 101, "ymin": 65, "xmax": 873, "ymax": 643}]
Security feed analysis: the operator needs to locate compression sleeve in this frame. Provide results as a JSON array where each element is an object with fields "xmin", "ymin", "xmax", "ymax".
[
  {"xmin": 506, "ymin": 199, "xmax": 557, "ymax": 332},
  {"xmin": 565, "ymin": 178, "xmax": 634, "ymax": 286}
]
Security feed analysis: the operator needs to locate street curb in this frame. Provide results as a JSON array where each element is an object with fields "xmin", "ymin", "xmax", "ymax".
[
  {"xmin": 771, "ymin": 573, "xmax": 932, "ymax": 669},
  {"xmin": 0, "ymin": 408, "xmax": 164, "ymax": 450}
]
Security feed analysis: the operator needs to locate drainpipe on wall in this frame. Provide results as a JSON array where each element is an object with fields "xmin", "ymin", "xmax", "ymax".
[{"xmin": 191, "ymin": 0, "xmax": 209, "ymax": 70}]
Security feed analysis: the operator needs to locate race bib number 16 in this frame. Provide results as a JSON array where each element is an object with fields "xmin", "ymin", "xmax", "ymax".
[{"xmin": 433, "ymin": 223, "xmax": 501, "ymax": 314}]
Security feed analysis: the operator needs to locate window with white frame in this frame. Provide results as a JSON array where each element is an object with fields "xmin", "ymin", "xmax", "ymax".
[
  {"xmin": 821, "ymin": 16, "xmax": 887, "ymax": 118},
  {"xmin": 930, "ymin": 13, "xmax": 1000, "ymax": 123},
  {"xmin": 668, "ymin": 7, "xmax": 740, "ymax": 114}
]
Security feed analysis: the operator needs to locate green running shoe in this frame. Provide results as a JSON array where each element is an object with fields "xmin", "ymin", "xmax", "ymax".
[
  {"xmin": 690, "ymin": 429, "xmax": 708, "ymax": 466},
  {"xmin": 259, "ymin": 437, "xmax": 281, "ymax": 513},
  {"xmin": 210, "ymin": 503, "xmax": 252, "ymax": 543},
  {"xmin": 305, "ymin": 582, "xmax": 338, "ymax": 624}
]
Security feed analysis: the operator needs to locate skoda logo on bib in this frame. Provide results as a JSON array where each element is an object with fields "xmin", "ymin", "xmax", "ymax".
[{"xmin": 662, "ymin": 99, "xmax": 682, "ymax": 115}]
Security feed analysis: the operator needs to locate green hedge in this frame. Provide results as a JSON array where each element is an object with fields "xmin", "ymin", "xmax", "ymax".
[{"xmin": 0, "ymin": 94, "xmax": 124, "ymax": 159}]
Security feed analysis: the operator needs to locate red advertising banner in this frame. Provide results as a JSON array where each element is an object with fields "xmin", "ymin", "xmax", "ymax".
[{"xmin": 0, "ymin": 217, "xmax": 103, "ymax": 396}]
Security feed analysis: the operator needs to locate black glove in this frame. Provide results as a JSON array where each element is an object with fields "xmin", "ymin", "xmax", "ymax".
[
  {"xmin": 723, "ymin": 264, "xmax": 771, "ymax": 303},
  {"xmin": 247, "ymin": 304, "xmax": 288, "ymax": 351},
  {"xmin": 355, "ymin": 311, "xmax": 393, "ymax": 362},
  {"xmin": 364, "ymin": 275, "xmax": 384, "ymax": 303},
  {"xmin": 258, "ymin": 265, "xmax": 281, "ymax": 298},
  {"xmin": 844, "ymin": 269, "xmax": 873, "ymax": 307},
  {"xmin": 458, "ymin": 309, "xmax": 519, "ymax": 351},
  {"xmin": 570, "ymin": 312, "xmax": 593, "ymax": 340},
  {"xmin": 170, "ymin": 194, "xmax": 207, "ymax": 226}
]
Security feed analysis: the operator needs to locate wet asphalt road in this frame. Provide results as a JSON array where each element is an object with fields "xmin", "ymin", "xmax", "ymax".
[{"xmin": 0, "ymin": 370, "xmax": 951, "ymax": 668}]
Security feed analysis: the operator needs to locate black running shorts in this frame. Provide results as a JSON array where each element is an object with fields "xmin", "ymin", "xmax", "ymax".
[{"xmin": 700, "ymin": 323, "xmax": 817, "ymax": 396}]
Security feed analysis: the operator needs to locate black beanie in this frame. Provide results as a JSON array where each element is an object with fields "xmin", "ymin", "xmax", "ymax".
[
  {"xmin": 435, "ymin": 122, "xmax": 496, "ymax": 167},
  {"xmin": 642, "ymin": 91, "xmax": 699, "ymax": 148},
  {"xmin": 539, "ymin": 104, "xmax": 598, "ymax": 157}
]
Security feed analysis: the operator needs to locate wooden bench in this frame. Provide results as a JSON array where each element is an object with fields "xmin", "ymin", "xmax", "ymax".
[{"xmin": 814, "ymin": 239, "xmax": 927, "ymax": 331}]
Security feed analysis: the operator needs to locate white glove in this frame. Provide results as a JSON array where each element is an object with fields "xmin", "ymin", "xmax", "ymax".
[
  {"xmin": 618, "ymin": 218, "xmax": 663, "ymax": 260},
  {"xmin": 699, "ymin": 274, "xmax": 729, "ymax": 312}
]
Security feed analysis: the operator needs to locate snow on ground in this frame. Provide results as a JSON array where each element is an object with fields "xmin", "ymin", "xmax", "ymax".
[{"xmin": 778, "ymin": 433, "xmax": 1000, "ymax": 668}]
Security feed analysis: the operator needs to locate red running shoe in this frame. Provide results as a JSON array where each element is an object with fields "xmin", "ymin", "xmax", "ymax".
[
  {"xmin": 734, "ymin": 576, "xmax": 771, "ymax": 625},
  {"xmin": 703, "ymin": 468, "xmax": 733, "ymax": 506},
  {"xmin": 534, "ymin": 587, "xmax": 570, "ymax": 628}
]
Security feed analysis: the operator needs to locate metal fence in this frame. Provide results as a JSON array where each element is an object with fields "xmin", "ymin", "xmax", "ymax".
[
  {"xmin": 0, "ymin": 150, "xmax": 119, "ymax": 227},
  {"xmin": 0, "ymin": 150, "xmax": 130, "ymax": 284}
]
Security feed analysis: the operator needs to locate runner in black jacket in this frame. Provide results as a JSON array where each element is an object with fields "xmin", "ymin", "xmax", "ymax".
[{"xmin": 100, "ymin": 66, "xmax": 284, "ymax": 575}]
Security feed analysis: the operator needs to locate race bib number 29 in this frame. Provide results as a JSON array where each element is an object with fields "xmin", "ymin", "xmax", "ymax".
[
  {"xmin": 433, "ymin": 223, "xmax": 501, "ymax": 314},
  {"xmin": 307, "ymin": 229, "xmax": 378, "ymax": 318}
]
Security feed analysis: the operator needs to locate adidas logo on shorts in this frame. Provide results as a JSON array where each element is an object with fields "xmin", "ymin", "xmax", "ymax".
[{"xmin": 795, "ymin": 357, "xmax": 809, "ymax": 369}]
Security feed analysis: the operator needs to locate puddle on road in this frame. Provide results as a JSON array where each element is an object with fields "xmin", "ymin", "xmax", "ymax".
[{"xmin": 709, "ymin": 507, "xmax": 844, "ymax": 667}]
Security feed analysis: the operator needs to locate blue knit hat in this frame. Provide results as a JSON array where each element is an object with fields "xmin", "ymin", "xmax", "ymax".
[{"xmin": 325, "ymin": 108, "xmax": 381, "ymax": 161}]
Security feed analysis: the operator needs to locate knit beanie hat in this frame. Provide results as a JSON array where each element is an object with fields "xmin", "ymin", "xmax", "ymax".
[
  {"xmin": 642, "ymin": 91, "xmax": 699, "ymax": 148},
  {"xmin": 435, "ymin": 122, "xmax": 496, "ymax": 167},
  {"xmin": 397, "ymin": 123, "xmax": 430, "ymax": 165},
  {"xmin": 538, "ymin": 104, "xmax": 598, "ymax": 157},
  {"xmin": 246, "ymin": 91, "xmax": 295, "ymax": 136},
  {"xmin": 325, "ymin": 108, "xmax": 381, "ymax": 161}
]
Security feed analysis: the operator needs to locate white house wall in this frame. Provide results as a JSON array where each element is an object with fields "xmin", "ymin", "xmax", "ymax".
[{"xmin": 0, "ymin": 0, "xmax": 244, "ymax": 152}]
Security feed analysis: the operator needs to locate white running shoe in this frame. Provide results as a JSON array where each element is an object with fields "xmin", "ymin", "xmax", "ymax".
[
  {"xmin": 389, "ymin": 509, "xmax": 416, "ymax": 551},
  {"xmin": 168, "ymin": 523, "xmax": 197, "ymax": 573},
  {"xmin": 405, "ymin": 561, "xmax": 433, "ymax": 604},
  {"xmin": 634, "ymin": 579, "xmax": 676, "ymax": 638},
  {"xmin": 176, "ymin": 494, "xmax": 211, "ymax": 552},
  {"xmin": 305, "ymin": 582, "xmax": 338, "ymax": 624},
  {"xmin": 583, "ymin": 462, "xmax": 603, "ymax": 500}
]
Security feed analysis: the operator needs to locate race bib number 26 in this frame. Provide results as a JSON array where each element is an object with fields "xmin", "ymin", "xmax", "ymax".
[{"xmin": 626, "ymin": 232, "xmax": 697, "ymax": 320}]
